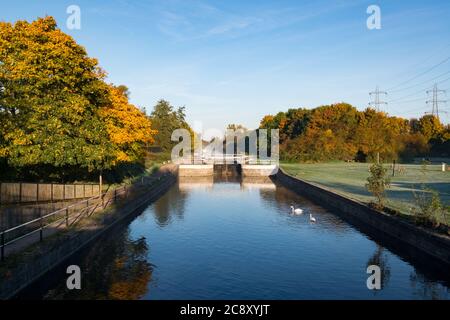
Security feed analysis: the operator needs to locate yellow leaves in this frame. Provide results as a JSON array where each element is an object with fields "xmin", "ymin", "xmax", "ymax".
[
  {"xmin": 99, "ymin": 85, "xmax": 156, "ymax": 145},
  {"xmin": 0, "ymin": 147, "xmax": 8, "ymax": 157},
  {"xmin": 97, "ymin": 85, "xmax": 157, "ymax": 163},
  {"xmin": 5, "ymin": 129, "xmax": 31, "ymax": 146},
  {"xmin": 260, "ymin": 115, "xmax": 274, "ymax": 128},
  {"xmin": 0, "ymin": 16, "xmax": 157, "ymax": 169}
]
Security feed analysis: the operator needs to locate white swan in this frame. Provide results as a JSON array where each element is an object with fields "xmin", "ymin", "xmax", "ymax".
[
  {"xmin": 290, "ymin": 206, "xmax": 303, "ymax": 215},
  {"xmin": 309, "ymin": 214, "xmax": 316, "ymax": 223}
]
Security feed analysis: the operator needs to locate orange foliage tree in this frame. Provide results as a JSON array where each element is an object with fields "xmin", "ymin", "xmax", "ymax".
[
  {"xmin": 260, "ymin": 103, "xmax": 447, "ymax": 162},
  {"xmin": 0, "ymin": 17, "xmax": 157, "ymax": 180},
  {"xmin": 98, "ymin": 85, "xmax": 156, "ymax": 164}
]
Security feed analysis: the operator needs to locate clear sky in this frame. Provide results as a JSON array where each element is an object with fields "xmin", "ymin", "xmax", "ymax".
[{"xmin": 2, "ymin": 0, "xmax": 450, "ymax": 132}]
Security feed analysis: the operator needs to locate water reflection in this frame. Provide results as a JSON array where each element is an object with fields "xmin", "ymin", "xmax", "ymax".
[
  {"xmin": 44, "ymin": 231, "xmax": 153, "ymax": 300},
  {"xmin": 367, "ymin": 245, "xmax": 391, "ymax": 291},
  {"xmin": 152, "ymin": 184, "xmax": 188, "ymax": 227},
  {"xmin": 179, "ymin": 176, "xmax": 214, "ymax": 190},
  {"xmin": 0, "ymin": 200, "xmax": 76, "ymax": 231},
  {"xmin": 20, "ymin": 177, "xmax": 450, "ymax": 300},
  {"xmin": 257, "ymin": 182, "xmax": 351, "ymax": 234},
  {"xmin": 410, "ymin": 271, "xmax": 449, "ymax": 300}
]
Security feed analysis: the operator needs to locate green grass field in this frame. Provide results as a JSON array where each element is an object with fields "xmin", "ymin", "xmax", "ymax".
[{"xmin": 281, "ymin": 162, "xmax": 450, "ymax": 216}]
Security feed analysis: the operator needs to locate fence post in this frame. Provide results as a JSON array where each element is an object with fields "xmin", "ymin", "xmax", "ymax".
[
  {"xmin": 39, "ymin": 211, "xmax": 43, "ymax": 242},
  {"xmin": 1, "ymin": 232, "xmax": 4, "ymax": 261}
]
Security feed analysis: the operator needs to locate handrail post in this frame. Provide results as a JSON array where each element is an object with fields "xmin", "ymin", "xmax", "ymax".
[
  {"xmin": 1, "ymin": 232, "xmax": 4, "ymax": 261},
  {"xmin": 66, "ymin": 207, "xmax": 69, "ymax": 227},
  {"xmin": 39, "ymin": 213, "xmax": 43, "ymax": 242}
]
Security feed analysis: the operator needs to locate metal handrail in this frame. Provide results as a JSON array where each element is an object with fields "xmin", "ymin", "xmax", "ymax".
[{"xmin": 0, "ymin": 184, "xmax": 130, "ymax": 261}]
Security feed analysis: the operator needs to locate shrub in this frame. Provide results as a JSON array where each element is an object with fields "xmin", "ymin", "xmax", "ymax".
[
  {"xmin": 366, "ymin": 163, "xmax": 390, "ymax": 210},
  {"xmin": 412, "ymin": 162, "xmax": 449, "ymax": 228}
]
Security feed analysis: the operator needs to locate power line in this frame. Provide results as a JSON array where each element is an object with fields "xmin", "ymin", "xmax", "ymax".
[
  {"xmin": 385, "ymin": 43, "xmax": 450, "ymax": 82},
  {"xmin": 388, "ymin": 76, "xmax": 450, "ymax": 103},
  {"xmin": 369, "ymin": 86, "xmax": 388, "ymax": 111},
  {"xmin": 386, "ymin": 55, "xmax": 450, "ymax": 91},
  {"xmin": 388, "ymin": 90, "xmax": 427, "ymax": 103},
  {"xmin": 391, "ymin": 97, "xmax": 425, "ymax": 104},
  {"xmin": 389, "ymin": 70, "xmax": 450, "ymax": 93},
  {"xmin": 426, "ymin": 83, "xmax": 447, "ymax": 120}
]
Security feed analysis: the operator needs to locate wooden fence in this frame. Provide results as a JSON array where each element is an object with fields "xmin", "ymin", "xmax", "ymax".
[{"xmin": 0, "ymin": 182, "xmax": 101, "ymax": 204}]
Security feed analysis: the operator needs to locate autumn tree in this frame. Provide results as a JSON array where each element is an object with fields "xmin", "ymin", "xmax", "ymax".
[
  {"xmin": 98, "ymin": 85, "xmax": 156, "ymax": 163},
  {"xmin": 258, "ymin": 103, "xmax": 445, "ymax": 163},
  {"xmin": 429, "ymin": 126, "xmax": 450, "ymax": 157},
  {"xmin": 0, "ymin": 17, "xmax": 114, "ymax": 172},
  {"xmin": 417, "ymin": 115, "xmax": 443, "ymax": 141},
  {"xmin": 287, "ymin": 103, "xmax": 359, "ymax": 161},
  {"xmin": 0, "ymin": 17, "xmax": 156, "ymax": 180}
]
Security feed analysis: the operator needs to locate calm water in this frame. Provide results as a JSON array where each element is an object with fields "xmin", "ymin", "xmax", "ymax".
[{"xmin": 23, "ymin": 177, "xmax": 450, "ymax": 299}]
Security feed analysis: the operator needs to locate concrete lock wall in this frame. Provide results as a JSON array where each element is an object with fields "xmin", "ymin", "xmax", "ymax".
[
  {"xmin": 275, "ymin": 169, "xmax": 450, "ymax": 267},
  {"xmin": 0, "ymin": 182, "xmax": 101, "ymax": 204},
  {"xmin": 179, "ymin": 164, "xmax": 279, "ymax": 177},
  {"xmin": 179, "ymin": 165, "xmax": 214, "ymax": 177},
  {"xmin": 241, "ymin": 165, "xmax": 278, "ymax": 177}
]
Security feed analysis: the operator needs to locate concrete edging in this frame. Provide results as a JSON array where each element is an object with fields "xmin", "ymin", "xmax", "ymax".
[
  {"xmin": 242, "ymin": 165, "xmax": 278, "ymax": 177},
  {"xmin": 275, "ymin": 168, "xmax": 450, "ymax": 267},
  {"xmin": 179, "ymin": 164, "xmax": 213, "ymax": 177}
]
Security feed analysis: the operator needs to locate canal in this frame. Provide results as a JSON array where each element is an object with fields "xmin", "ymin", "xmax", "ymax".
[{"xmin": 19, "ymin": 177, "xmax": 450, "ymax": 299}]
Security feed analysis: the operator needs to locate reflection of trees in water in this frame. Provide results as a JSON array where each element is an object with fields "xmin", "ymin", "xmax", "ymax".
[
  {"xmin": 45, "ymin": 230, "xmax": 153, "ymax": 300},
  {"xmin": 367, "ymin": 245, "xmax": 391, "ymax": 291},
  {"xmin": 258, "ymin": 183, "xmax": 349, "ymax": 232},
  {"xmin": 258, "ymin": 183, "xmax": 300, "ymax": 212},
  {"xmin": 409, "ymin": 271, "xmax": 449, "ymax": 300},
  {"xmin": 0, "ymin": 201, "xmax": 74, "ymax": 230},
  {"xmin": 152, "ymin": 184, "xmax": 188, "ymax": 227}
]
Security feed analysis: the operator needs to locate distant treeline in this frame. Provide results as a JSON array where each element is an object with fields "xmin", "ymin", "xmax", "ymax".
[{"xmin": 259, "ymin": 103, "xmax": 450, "ymax": 162}]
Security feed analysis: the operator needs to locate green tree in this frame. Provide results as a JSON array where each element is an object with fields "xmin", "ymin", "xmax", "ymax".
[
  {"xmin": 0, "ymin": 17, "xmax": 157, "ymax": 181},
  {"xmin": 149, "ymin": 99, "xmax": 191, "ymax": 153},
  {"xmin": 0, "ymin": 17, "xmax": 114, "ymax": 172}
]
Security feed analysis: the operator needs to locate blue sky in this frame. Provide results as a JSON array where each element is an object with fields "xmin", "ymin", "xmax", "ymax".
[{"xmin": 2, "ymin": 0, "xmax": 450, "ymax": 131}]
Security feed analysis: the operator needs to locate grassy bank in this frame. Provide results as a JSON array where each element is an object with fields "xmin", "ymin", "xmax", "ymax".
[{"xmin": 281, "ymin": 162, "xmax": 450, "ymax": 222}]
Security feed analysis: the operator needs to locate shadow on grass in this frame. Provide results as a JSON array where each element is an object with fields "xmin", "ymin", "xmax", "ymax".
[{"xmin": 313, "ymin": 180, "xmax": 449, "ymax": 204}]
